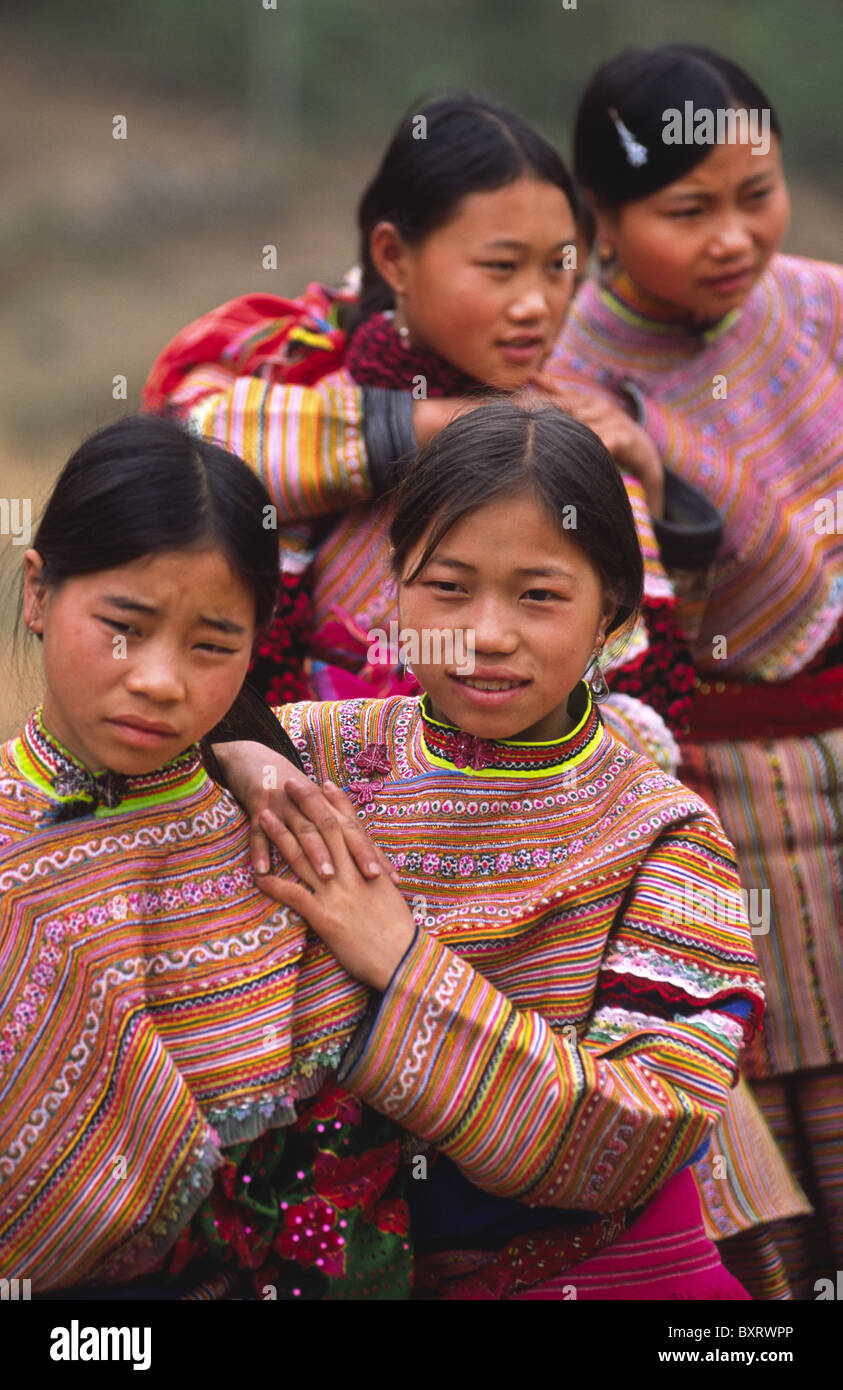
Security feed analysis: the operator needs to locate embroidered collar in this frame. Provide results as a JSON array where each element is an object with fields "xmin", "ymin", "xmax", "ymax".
[
  {"xmin": 418, "ymin": 682, "xmax": 603, "ymax": 778},
  {"xmin": 16, "ymin": 707, "xmax": 206, "ymax": 823},
  {"xmin": 599, "ymin": 270, "xmax": 742, "ymax": 343}
]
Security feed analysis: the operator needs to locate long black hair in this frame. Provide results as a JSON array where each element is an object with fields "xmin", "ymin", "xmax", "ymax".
[
  {"xmin": 29, "ymin": 412, "xmax": 279, "ymax": 626},
  {"xmin": 389, "ymin": 399, "xmax": 643, "ymax": 636},
  {"xmin": 348, "ymin": 92, "xmax": 586, "ymax": 334},
  {"xmin": 23, "ymin": 412, "xmax": 302, "ymax": 769},
  {"xmin": 574, "ymin": 44, "xmax": 781, "ymax": 208}
]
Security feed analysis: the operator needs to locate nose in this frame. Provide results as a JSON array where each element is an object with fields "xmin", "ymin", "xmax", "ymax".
[
  {"xmin": 507, "ymin": 282, "xmax": 550, "ymax": 322},
  {"xmin": 124, "ymin": 642, "xmax": 186, "ymax": 703},
  {"xmin": 708, "ymin": 212, "xmax": 753, "ymax": 259},
  {"xmin": 470, "ymin": 595, "xmax": 519, "ymax": 655}
]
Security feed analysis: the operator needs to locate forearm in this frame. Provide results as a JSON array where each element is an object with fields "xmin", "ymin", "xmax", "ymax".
[
  {"xmin": 338, "ymin": 926, "xmax": 738, "ymax": 1212},
  {"xmin": 189, "ymin": 376, "xmax": 413, "ymax": 522},
  {"xmin": 341, "ymin": 822, "xmax": 763, "ymax": 1212}
]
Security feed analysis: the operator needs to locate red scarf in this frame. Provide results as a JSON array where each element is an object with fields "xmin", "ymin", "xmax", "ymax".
[{"xmin": 344, "ymin": 312, "xmax": 486, "ymax": 396}]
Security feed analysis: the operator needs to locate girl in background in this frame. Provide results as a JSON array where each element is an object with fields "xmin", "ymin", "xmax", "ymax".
[
  {"xmin": 547, "ymin": 43, "xmax": 839, "ymax": 1298},
  {"xmin": 144, "ymin": 95, "xmax": 706, "ymax": 764},
  {"xmin": 217, "ymin": 400, "xmax": 764, "ymax": 1299}
]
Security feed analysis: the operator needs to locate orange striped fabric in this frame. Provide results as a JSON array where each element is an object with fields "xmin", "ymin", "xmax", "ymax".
[
  {"xmin": 0, "ymin": 711, "xmax": 367, "ymax": 1291},
  {"xmin": 278, "ymin": 687, "xmax": 764, "ymax": 1214}
]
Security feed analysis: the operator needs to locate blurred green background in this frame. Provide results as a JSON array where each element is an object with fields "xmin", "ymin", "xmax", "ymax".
[{"xmin": 1, "ymin": 0, "xmax": 841, "ymax": 732}]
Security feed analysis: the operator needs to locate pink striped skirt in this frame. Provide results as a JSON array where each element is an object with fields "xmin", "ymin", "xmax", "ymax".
[{"xmin": 420, "ymin": 1169, "xmax": 750, "ymax": 1301}]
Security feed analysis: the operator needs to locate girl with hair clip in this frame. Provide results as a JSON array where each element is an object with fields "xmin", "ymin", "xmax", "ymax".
[
  {"xmin": 543, "ymin": 43, "xmax": 839, "ymax": 1299},
  {"xmin": 0, "ymin": 413, "xmax": 414, "ymax": 1300},
  {"xmin": 215, "ymin": 400, "xmax": 765, "ymax": 1300},
  {"xmin": 143, "ymin": 93, "xmax": 709, "ymax": 772}
]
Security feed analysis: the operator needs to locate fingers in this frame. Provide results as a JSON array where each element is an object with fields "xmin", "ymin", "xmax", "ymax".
[
  {"xmin": 257, "ymin": 808, "xmax": 322, "ymax": 890},
  {"xmin": 276, "ymin": 790, "xmax": 336, "ymax": 880},
  {"xmin": 249, "ymin": 820, "xmax": 273, "ymax": 876},
  {"xmin": 279, "ymin": 780, "xmax": 357, "ymax": 880},
  {"xmin": 320, "ymin": 782, "xmax": 393, "ymax": 879},
  {"xmin": 256, "ymin": 870, "xmax": 315, "ymax": 920}
]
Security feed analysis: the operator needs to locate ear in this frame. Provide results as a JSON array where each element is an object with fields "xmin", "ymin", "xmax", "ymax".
[
  {"xmin": 23, "ymin": 549, "xmax": 47, "ymax": 633},
  {"xmin": 598, "ymin": 588, "xmax": 618, "ymax": 641},
  {"xmin": 585, "ymin": 190, "xmax": 620, "ymax": 247},
  {"xmin": 369, "ymin": 221, "xmax": 413, "ymax": 297}
]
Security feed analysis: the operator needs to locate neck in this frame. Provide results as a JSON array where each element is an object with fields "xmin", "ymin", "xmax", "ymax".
[
  {"xmin": 344, "ymin": 311, "xmax": 482, "ymax": 397},
  {"xmin": 39, "ymin": 699, "xmax": 108, "ymax": 774},
  {"xmin": 426, "ymin": 696, "xmax": 576, "ymax": 743},
  {"xmin": 605, "ymin": 267, "xmax": 732, "ymax": 332}
]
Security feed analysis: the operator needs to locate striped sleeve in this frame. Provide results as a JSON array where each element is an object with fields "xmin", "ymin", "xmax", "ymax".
[
  {"xmin": 175, "ymin": 367, "xmax": 374, "ymax": 537},
  {"xmin": 340, "ymin": 820, "xmax": 764, "ymax": 1212}
]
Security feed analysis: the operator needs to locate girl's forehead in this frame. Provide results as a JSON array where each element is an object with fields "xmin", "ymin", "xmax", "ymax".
[
  {"xmin": 650, "ymin": 140, "xmax": 783, "ymax": 199},
  {"xmin": 419, "ymin": 495, "xmax": 590, "ymax": 571},
  {"xmin": 68, "ymin": 548, "xmax": 255, "ymax": 609},
  {"xmin": 430, "ymin": 176, "xmax": 575, "ymax": 239}
]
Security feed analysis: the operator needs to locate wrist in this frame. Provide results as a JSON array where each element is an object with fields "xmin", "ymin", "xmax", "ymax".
[{"xmin": 366, "ymin": 920, "xmax": 418, "ymax": 992}]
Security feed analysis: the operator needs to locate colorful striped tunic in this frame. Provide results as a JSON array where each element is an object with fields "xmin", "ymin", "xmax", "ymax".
[
  {"xmin": 276, "ymin": 684, "xmax": 765, "ymax": 1244},
  {"xmin": 0, "ymin": 711, "xmax": 368, "ymax": 1292},
  {"xmin": 548, "ymin": 253, "xmax": 843, "ymax": 1295}
]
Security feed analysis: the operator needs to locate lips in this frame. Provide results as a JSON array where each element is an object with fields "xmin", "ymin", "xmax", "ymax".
[
  {"xmin": 496, "ymin": 336, "xmax": 545, "ymax": 364},
  {"xmin": 700, "ymin": 266, "xmax": 755, "ymax": 292},
  {"xmin": 450, "ymin": 668, "xmax": 528, "ymax": 684},
  {"xmin": 447, "ymin": 671, "xmax": 531, "ymax": 706},
  {"xmin": 110, "ymin": 716, "xmax": 177, "ymax": 735}
]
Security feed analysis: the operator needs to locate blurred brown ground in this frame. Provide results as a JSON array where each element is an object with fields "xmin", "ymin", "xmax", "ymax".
[{"xmin": 1, "ymin": 39, "xmax": 841, "ymax": 740}]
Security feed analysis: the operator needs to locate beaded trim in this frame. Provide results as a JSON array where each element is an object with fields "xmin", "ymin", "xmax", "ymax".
[
  {"xmin": 16, "ymin": 707, "xmax": 205, "ymax": 821},
  {"xmin": 418, "ymin": 683, "xmax": 603, "ymax": 778}
]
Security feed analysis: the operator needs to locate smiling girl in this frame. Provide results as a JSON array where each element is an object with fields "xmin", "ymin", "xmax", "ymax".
[
  {"xmin": 144, "ymin": 95, "xmax": 703, "ymax": 759},
  {"xmin": 546, "ymin": 43, "xmax": 842, "ymax": 1299},
  {"xmin": 218, "ymin": 400, "xmax": 765, "ymax": 1300}
]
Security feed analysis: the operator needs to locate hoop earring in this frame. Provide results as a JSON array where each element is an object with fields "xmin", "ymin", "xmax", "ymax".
[{"xmin": 587, "ymin": 643, "xmax": 610, "ymax": 703}]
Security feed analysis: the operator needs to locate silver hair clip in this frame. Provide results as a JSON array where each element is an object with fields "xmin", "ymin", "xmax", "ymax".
[{"xmin": 608, "ymin": 108, "xmax": 648, "ymax": 168}]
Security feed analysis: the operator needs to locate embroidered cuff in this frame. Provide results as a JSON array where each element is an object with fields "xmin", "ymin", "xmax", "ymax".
[
  {"xmin": 337, "ymin": 925, "xmax": 420, "ymax": 1075},
  {"xmin": 338, "ymin": 927, "xmax": 511, "ymax": 1135},
  {"xmin": 653, "ymin": 469, "xmax": 724, "ymax": 571}
]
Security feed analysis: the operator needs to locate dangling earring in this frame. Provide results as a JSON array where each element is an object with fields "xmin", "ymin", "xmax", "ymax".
[
  {"xmin": 598, "ymin": 241, "xmax": 615, "ymax": 267},
  {"xmin": 587, "ymin": 640, "xmax": 610, "ymax": 703},
  {"xmin": 394, "ymin": 295, "xmax": 411, "ymax": 343}
]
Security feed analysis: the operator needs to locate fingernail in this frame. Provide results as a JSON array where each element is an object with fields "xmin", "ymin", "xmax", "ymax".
[
  {"xmin": 367, "ymin": 862, "xmax": 380, "ymax": 875},
  {"xmin": 321, "ymin": 864, "xmax": 334, "ymax": 877},
  {"xmin": 255, "ymin": 860, "xmax": 268, "ymax": 875}
]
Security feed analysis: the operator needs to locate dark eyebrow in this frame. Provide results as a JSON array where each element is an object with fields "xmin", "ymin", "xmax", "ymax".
[
  {"xmin": 426, "ymin": 558, "xmax": 577, "ymax": 581},
  {"xmin": 663, "ymin": 170, "xmax": 775, "ymax": 202},
  {"xmin": 102, "ymin": 595, "xmax": 159, "ymax": 615},
  {"xmin": 515, "ymin": 566, "xmax": 577, "ymax": 581},
  {"xmin": 738, "ymin": 171, "xmax": 776, "ymax": 189},
  {"xmin": 197, "ymin": 615, "xmax": 247, "ymax": 635},
  {"xmin": 482, "ymin": 237, "xmax": 575, "ymax": 251},
  {"xmin": 100, "ymin": 595, "xmax": 246, "ymax": 635}
]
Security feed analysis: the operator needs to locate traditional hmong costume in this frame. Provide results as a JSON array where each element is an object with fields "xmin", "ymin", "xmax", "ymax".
[
  {"xmin": 548, "ymin": 253, "xmax": 843, "ymax": 1297},
  {"xmin": 0, "ymin": 710, "xmax": 413, "ymax": 1298},
  {"xmin": 264, "ymin": 682, "xmax": 767, "ymax": 1298},
  {"xmin": 142, "ymin": 286, "xmax": 713, "ymax": 756}
]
